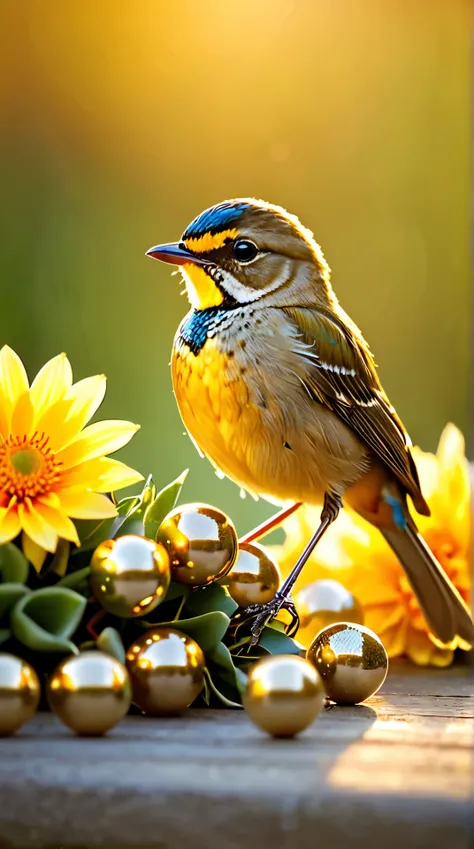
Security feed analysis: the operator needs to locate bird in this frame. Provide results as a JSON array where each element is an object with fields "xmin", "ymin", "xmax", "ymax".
[{"xmin": 146, "ymin": 198, "xmax": 474, "ymax": 649}]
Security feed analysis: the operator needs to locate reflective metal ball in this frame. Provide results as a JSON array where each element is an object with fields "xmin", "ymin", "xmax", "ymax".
[
  {"xmin": 90, "ymin": 534, "xmax": 170, "ymax": 617},
  {"xmin": 223, "ymin": 541, "xmax": 281, "ymax": 607},
  {"xmin": 243, "ymin": 654, "xmax": 325, "ymax": 738},
  {"xmin": 295, "ymin": 579, "xmax": 364, "ymax": 645},
  {"xmin": 307, "ymin": 622, "xmax": 388, "ymax": 704},
  {"xmin": 47, "ymin": 651, "xmax": 132, "ymax": 735},
  {"xmin": 126, "ymin": 627, "xmax": 205, "ymax": 715},
  {"xmin": 156, "ymin": 503, "xmax": 238, "ymax": 586},
  {"xmin": 0, "ymin": 653, "xmax": 40, "ymax": 736}
]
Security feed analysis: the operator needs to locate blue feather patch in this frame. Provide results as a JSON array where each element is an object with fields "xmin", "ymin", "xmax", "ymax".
[
  {"xmin": 382, "ymin": 493, "xmax": 407, "ymax": 530},
  {"xmin": 183, "ymin": 202, "xmax": 249, "ymax": 239},
  {"xmin": 179, "ymin": 308, "xmax": 230, "ymax": 355}
]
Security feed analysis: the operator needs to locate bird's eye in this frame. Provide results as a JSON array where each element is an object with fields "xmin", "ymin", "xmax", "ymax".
[{"xmin": 232, "ymin": 239, "xmax": 259, "ymax": 264}]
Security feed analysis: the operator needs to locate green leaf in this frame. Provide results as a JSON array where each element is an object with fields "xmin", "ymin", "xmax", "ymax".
[
  {"xmin": 78, "ymin": 517, "xmax": 117, "ymax": 551},
  {"xmin": 164, "ymin": 582, "xmax": 191, "ymax": 603},
  {"xmin": 136, "ymin": 581, "xmax": 191, "ymax": 625},
  {"xmin": 0, "ymin": 544, "xmax": 29, "ymax": 584},
  {"xmin": 183, "ymin": 583, "xmax": 238, "ymax": 618},
  {"xmin": 56, "ymin": 566, "xmax": 91, "ymax": 593},
  {"xmin": 0, "ymin": 628, "xmax": 11, "ymax": 646},
  {"xmin": 268, "ymin": 619, "xmax": 286, "ymax": 632},
  {"xmin": 0, "ymin": 583, "xmax": 30, "ymax": 622},
  {"xmin": 173, "ymin": 612, "xmax": 230, "ymax": 652},
  {"xmin": 207, "ymin": 640, "xmax": 248, "ymax": 695},
  {"xmin": 75, "ymin": 497, "xmax": 139, "ymax": 552},
  {"xmin": 11, "ymin": 587, "xmax": 87, "ymax": 655},
  {"xmin": 144, "ymin": 469, "xmax": 188, "ymax": 540},
  {"xmin": 203, "ymin": 667, "xmax": 242, "ymax": 709},
  {"xmin": 115, "ymin": 475, "xmax": 156, "ymax": 538},
  {"xmin": 201, "ymin": 674, "xmax": 210, "ymax": 706},
  {"xmin": 235, "ymin": 667, "xmax": 248, "ymax": 692},
  {"xmin": 259, "ymin": 623, "xmax": 304, "ymax": 655},
  {"xmin": 142, "ymin": 611, "xmax": 230, "ymax": 654},
  {"xmin": 97, "ymin": 627, "xmax": 126, "ymax": 664}
]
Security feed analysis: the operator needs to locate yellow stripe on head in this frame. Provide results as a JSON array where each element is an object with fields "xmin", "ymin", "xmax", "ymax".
[{"xmin": 184, "ymin": 228, "xmax": 238, "ymax": 254}]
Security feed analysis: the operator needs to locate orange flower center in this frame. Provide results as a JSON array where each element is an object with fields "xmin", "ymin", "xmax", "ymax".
[{"xmin": 0, "ymin": 433, "xmax": 62, "ymax": 502}]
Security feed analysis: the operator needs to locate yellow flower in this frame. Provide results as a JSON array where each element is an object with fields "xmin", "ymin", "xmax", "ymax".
[
  {"xmin": 275, "ymin": 424, "xmax": 471, "ymax": 668},
  {"xmin": 0, "ymin": 346, "xmax": 143, "ymax": 555}
]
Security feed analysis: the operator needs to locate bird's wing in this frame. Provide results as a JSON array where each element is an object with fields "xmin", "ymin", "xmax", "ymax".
[{"xmin": 282, "ymin": 305, "xmax": 428, "ymax": 512}]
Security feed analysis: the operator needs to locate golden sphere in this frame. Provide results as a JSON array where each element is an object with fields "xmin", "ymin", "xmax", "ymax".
[
  {"xmin": 307, "ymin": 622, "xmax": 388, "ymax": 704},
  {"xmin": 156, "ymin": 503, "xmax": 238, "ymax": 586},
  {"xmin": 295, "ymin": 579, "xmax": 364, "ymax": 646},
  {"xmin": 0, "ymin": 653, "xmax": 40, "ymax": 736},
  {"xmin": 222, "ymin": 541, "xmax": 281, "ymax": 607},
  {"xmin": 90, "ymin": 534, "xmax": 170, "ymax": 617},
  {"xmin": 126, "ymin": 627, "xmax": 205, "ymax": 715},
  {"xmin": 243, "ymin": 655, "xmax": 325, "ymax": 738},
  {"xmin": 47, "ymin": 651, "xmax": 132, "ymax": 735}
]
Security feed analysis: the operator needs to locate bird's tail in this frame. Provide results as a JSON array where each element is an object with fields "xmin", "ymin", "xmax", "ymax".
[{"xmin": 381, "ymin": 520, "xmax": 474, "ymax": 649}]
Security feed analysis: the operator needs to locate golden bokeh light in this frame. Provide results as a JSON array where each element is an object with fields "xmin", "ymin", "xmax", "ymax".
[{"xmin": 0, "ymin": 0, "xmax": 468, "ymax": 532}]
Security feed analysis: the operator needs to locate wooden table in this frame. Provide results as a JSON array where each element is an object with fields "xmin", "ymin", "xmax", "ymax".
[{"xmin": 0, "ymin": 661, "xmax": 472, "ymax": 849}]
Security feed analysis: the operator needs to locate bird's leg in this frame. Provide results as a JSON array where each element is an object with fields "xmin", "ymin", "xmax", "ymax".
[
  {"xmin": 239, "ymin": 502, "xmax": 302, "ymax": 545},
  {"xmin": 228, "ymin": 502, "xmax": 301, "ymax": 641},
  {"xmin": 247, "ymin": 492, "xmax": 343, "ymax": 645},
  {"xmin": 277, "ymin": 492, "xmax": 342, "ymax": 599}
]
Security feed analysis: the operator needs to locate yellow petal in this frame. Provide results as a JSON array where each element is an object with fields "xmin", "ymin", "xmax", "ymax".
[
  {"xmin": 56, "ymin": 420, "xmax": 140, "ymax": 469},
  {"xmin": 0, "ymin": 346, "xmax": 29, "ymax": 423},
  {"xmin": 405, "ymin": 626, "xmax": 454, "ymax": 667},
  {"xmin": 39, "ymin": 491, "xmax": 61, "ymax": 510},
  {"xmin": 21, "ymin": 531, "xmax": 48, "ymax": 572},
  {"xmin": 0, "ymin": 503, "xmax": 21, "ymax": 544},
  {"xmin": 350, "ymin": 571, "xmax": 401, "ymax": 606},
  {"xmin": 35, "ymin": 498, "xmax": 80, "ymax": 545},
  {"xmin": 10, "ymin": 391, "xmax": 35, "ymax": 438},
  {"xmin": 0, "ymin": 396, "xmax": 9, "ymax": 439},
  {"xmin": 412, "ymin": 449, "xmax": 439, "ymax": 502},
  {"xmin": 18, "ymin": 500, "xmax": 58, "ymax": 553},
  {"xmin": 436, "ymin": 422, "xmax": 465, "ymax": 467},
  {"xmin": 57, "ymin": 489, "xmax": 118, "ymax": 519},
  {"xmin": 437, "ymin": 427, "xmax": 470, "ymax": 535},
  {"xmin": 66, "ymin": 375, "xmax": 107, "ymax": 424},
  {"xmin": 60, "ymin": 457, "xmax": 144, "ymax": 492},
  {"xmin": 30, "ymin": 353, "xmax": 73, "ymax": 422},
  {"xmin": 369, "ymin": 616, "xmax": 408, "ymax": 658},
  {"xmin": 449, "ymin": 557, "xmax": 470, "ymax": 593},
  {"xmin": 34, "ymin": 397, "xmax": 79, "ymax": 452},
  {"xmin": 365, "ymin": 601, "xmax": 404, "ymax": 634},
  {"xmin": 405, "ymin": 628, "xmax": 435, "ymax": 666},
  {"xmin": 429, "ymin": 647, "xmax": 454, "ymax": 668}
]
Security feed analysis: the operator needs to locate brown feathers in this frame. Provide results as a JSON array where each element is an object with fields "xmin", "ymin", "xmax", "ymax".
[{"xmin": 283, "ymin": 305, "xmax": 430, "ymax": 516}]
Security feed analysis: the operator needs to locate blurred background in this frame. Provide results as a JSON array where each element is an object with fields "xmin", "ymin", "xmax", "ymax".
[{"xmin": 0, "ymin": 0, "xmax": 469, "ymax": 536}]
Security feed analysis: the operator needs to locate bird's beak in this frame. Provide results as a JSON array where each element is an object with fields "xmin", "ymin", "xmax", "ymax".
[{"xmin": 146, "ymin": 242, "xmax": 211, "ymax": 267}]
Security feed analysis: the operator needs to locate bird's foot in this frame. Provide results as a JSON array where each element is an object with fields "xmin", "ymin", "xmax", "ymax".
[{"xmin": 230, "ymin": 592, "xmax": 299, "ymax": 647}]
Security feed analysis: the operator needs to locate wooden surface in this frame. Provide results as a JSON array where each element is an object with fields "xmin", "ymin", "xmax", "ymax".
[{"xmin": 0, "ymin": 661, "xmax": 472, "ymax": 849}]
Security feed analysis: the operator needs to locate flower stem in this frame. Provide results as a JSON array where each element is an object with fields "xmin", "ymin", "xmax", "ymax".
[
  {"xmin": 173, "ymin": 593, "xmax": 188, "ymax": 622},
  {"xmin": 86, "ymin": 609, "xmax": 105, "ymax": 640}
]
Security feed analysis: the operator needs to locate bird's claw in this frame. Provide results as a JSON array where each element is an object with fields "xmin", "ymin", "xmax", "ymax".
[{"xmin": 229, "ymin": 592, "xmax": 299, "ymax": 647}]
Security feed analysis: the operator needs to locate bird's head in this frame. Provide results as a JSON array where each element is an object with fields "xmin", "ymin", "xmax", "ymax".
[{"xmin": 147, "ymin": 199, "xmax": 332, "ymax": 310}]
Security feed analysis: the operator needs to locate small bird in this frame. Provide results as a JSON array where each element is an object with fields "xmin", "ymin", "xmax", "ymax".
[{"xmin": 147, "ymin": 198, "xmax": 474, "ymax": 648}]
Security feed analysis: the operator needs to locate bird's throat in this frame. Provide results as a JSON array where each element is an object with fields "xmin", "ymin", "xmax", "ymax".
[{"xmin": 180, "ymin": 264, "xmax": 224, "ymax": 309}]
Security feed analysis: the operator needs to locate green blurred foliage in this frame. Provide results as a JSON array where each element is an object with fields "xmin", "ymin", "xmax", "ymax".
[{"xmin": 0, "ymin": 0, "xmax": 469, "ymax": 534}]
